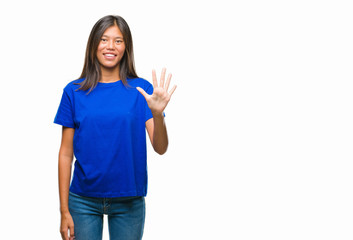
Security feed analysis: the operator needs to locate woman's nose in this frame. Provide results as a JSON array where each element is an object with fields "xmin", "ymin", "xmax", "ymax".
[{"xmin": 107, "ymin": 40, "xmax": 115, "ymax": 49}]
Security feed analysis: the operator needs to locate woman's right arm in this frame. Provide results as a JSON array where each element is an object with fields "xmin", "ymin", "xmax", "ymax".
[{"xmin": 58, "ymin": 126, "xmax": 75, "ymax": 240}]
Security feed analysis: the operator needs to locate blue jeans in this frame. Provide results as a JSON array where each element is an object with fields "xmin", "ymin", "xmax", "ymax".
[{"xmin": 68, "ymin": 191, "xmax": 145, "ymax": 240}]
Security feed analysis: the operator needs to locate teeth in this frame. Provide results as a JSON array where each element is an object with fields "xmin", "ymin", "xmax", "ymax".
[{"xmin": 105, "ymin": 54, "xmax": 115, "ymax": 57}]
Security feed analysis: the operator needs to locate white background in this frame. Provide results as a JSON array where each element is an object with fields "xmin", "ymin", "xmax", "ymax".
[{"xmin": 0, "ymin": 0, "xmax": 352, "ymax": 239}]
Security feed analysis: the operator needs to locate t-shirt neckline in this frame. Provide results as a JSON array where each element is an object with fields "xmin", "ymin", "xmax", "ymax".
[{"xmin": 97, "ymin": 80, "xmax": 122, "ymax": 87}]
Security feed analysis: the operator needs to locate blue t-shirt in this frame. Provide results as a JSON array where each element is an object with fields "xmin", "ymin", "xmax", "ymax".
[{"xmin": 54, "ymin": 78, "xmax": 154, "ymax": 198}]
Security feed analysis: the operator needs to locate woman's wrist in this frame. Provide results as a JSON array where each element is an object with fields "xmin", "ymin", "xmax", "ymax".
[
  {"xmin": 152, "ymin": 111, "xmax": 164, "ymax": 119},
  {"xmin": 60, "ymin": 207, "xmax": 70, "ymax": 214}
]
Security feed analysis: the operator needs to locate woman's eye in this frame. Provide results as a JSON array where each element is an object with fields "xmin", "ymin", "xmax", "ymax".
[
  {"xmin": 101, "ymin": 39, "xmax": 107, "ymax": 42},
  {"xmin": 116, "ymin": 40, "xmax": 123, "ymax": 44}
]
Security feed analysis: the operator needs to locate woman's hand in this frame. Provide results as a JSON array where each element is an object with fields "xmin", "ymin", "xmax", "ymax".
[
  {"xmin": 60, "ymin": 212, "xmax": 75, "ymax": 240},
  {"xmin": 137, "ymin": 68, "xmax": 177, "ymax": 116}
]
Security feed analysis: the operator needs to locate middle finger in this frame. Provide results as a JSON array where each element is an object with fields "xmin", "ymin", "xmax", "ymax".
[{"xmin": 160, "ymin": 68, "xmax": 166, "ymax": 88}]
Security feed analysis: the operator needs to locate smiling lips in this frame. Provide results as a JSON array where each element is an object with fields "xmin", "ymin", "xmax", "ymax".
[{"xmin": 103, "ymin": 53, "xmax": 117, "ymax": 60}]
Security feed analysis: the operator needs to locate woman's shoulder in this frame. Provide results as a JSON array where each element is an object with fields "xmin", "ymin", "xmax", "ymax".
[{"xmin": 63, "ymin": 78, "xmax": 85, "ymax": 91}]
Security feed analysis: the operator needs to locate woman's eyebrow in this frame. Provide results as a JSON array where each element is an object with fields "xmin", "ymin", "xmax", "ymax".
[{"xmin": 102, "ymin": 35, "xmax": 123, "ymax": 39}]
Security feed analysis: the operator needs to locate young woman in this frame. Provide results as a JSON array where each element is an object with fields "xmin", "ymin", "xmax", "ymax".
[{"xmin": 54, "ymin": 15, "xmax": 176, "ymax": 240}]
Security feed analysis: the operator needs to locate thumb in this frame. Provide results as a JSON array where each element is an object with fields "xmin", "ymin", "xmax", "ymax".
[
  {"xmin": 69, "ymin": 224, "xmax": 75, "ymax": 239},
  {"xmin": 136, "ymin": 87, "xmax": 149, "ymax": 100}
]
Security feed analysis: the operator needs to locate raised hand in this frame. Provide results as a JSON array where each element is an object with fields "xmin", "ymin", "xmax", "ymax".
[{"xmin": 136, "ymin": 68, "xmax": 177, "ymax": 116}]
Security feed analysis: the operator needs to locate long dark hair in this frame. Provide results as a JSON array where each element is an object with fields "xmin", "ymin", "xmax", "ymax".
[{"xmin": 76, "ymin": 15, "xmax": 138, "ymax": 93}]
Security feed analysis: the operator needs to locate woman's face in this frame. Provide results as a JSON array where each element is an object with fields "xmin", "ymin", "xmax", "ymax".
[{"xmin": 96, "ymin": 25, "xmax": 126, "ymax": 71}]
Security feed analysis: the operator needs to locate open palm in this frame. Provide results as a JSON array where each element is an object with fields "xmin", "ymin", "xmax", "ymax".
[{"xmin": 136, "ymin": 68, "xmax": 177, "ymax": 115}]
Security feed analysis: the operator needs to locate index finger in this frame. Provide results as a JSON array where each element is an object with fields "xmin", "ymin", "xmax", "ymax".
[
  {"xmin": 152, "ymin": 69, "xmax": 157, "ymax": 88},
  {"xmin": 61, "ymin": 229, "xmax": 69, "ymax": 240}
]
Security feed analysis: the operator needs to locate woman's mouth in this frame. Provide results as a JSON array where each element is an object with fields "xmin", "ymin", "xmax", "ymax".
[{"xmin": 103, "ymin": 53, "xmax": 117, "ymax": 60}]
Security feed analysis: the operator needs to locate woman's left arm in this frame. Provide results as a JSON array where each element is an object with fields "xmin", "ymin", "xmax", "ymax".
[
  {"xmin": 145, "ymin": 114, "xmax": 167, "ymax": 155},
  {"xmin": 137, "ymin": 68, "xmax": 177, "ymax": 155}
]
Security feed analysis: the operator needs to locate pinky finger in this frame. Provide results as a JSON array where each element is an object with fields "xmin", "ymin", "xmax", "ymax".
[{"xmin": 169, "ymin": 85, "xmax": 177, "ymax": 97}]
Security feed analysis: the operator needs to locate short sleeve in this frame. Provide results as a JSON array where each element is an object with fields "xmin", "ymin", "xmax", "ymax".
[{"xmin": 54, "ymin": 88, "xmax": 75, "ymax": 128}]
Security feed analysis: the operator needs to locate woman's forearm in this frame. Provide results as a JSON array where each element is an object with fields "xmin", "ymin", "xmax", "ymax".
[
  {"xmin": 58, "ymin": 155, "xmax": 73, "ymax": 214},
  {"xmin": 58, "ymin": 127, "xmax": 75, "ymax": 214},
  {"xmin": 152, "ymin": 113, "xmax": 169, "ymax": 155}
]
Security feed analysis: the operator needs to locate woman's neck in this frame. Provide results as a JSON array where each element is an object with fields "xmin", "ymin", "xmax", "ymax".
[{"xmin": 100, "ymin": 66, "xmax": 121, "ymax": 83}]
